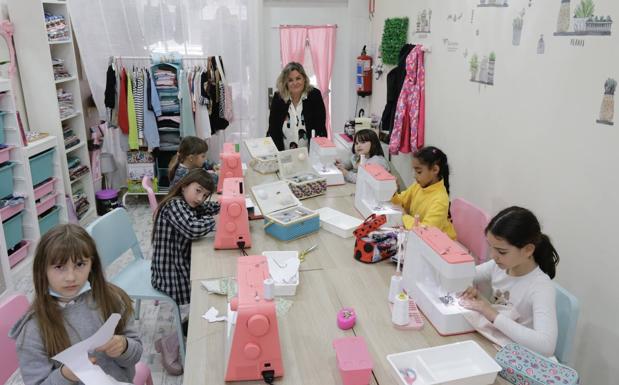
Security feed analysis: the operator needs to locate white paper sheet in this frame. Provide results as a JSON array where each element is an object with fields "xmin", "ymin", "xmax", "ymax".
[
  {"xmin": 202, "ymin": 306, "xmax": 227, "ymax": 322},
  {"xmin": 52, "ymin": 314, "xmax": 130, "ymax": 385}
]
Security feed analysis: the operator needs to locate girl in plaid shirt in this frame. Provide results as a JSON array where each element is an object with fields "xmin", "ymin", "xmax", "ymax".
[{"xmin": 151, "ymin": 169, "xmax": 220, "ymax": 305}]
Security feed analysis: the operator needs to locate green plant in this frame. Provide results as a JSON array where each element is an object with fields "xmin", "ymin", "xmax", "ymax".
[
  {"xmin": 381, "ymin": 17, "xmax": 409, "ymax": 65},
  {"xmin": 469, "ymin": 54, "xmax": 479, "ymax": 70},
  {"xmin": 574, "ymin": 0, "xmax": 595, "ymax": 18},
  {"xmin": 489, "ymin": 52, "xmax": 496, "ymax": 61}
]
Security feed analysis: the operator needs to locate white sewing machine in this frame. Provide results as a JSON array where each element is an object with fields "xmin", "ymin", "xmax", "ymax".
[
  {"xmin": 402, "ymin": 227, "xmax": 476, "ymax": 336},
  {"xmin": 308, "ymin": 137, "xmax": 344, "ymax": 185},
  {"xmin": 354, "ymin": 163, "xmax": 402, "ymax": 227}
]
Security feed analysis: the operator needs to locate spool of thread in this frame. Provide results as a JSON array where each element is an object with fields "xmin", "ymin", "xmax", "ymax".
[
  {"xmin": 263, "ymin": 278, "xmax": 274, "ymax": 301},
  {"xmin": 388, "ymin": 275, "xmax": 403, "ymax": 303},
  {"xmin": 392, "ymin": 292, "xmax": 410, "ymax": 326}
]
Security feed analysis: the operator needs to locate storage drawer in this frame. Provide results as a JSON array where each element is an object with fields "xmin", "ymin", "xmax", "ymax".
[
  {"xmin": 2, "ymin": 209, "xmax": 24, "ymax": 250},
  {"xmin": 0, "ymin": 201, "xmax": 25, "ymax": 222},
  {"xmin": 8, "ymin": 240, "xmax": 29, "ymax": 268},
  {"xmin": 36, "ymin": 192, "xmax": 58, "ymax": 216},
  {"xmin": 38, "ymin": 206, "xmax": 60, "ymax": 237},
  {"xmin": 0, "ymin": 161, "xmax": 16, "ymax": 199},
  {"xmin": 33, "ymin": 178, "xmax": 57, "ymax": 200},
  {"xmin": 29, "ymin": 148, "xmax": 55, "ymax": 186}
]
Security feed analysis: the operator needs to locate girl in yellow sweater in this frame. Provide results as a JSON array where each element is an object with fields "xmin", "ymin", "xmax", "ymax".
[{"xmin": 391, "ymin": 146, "xmax": 456, "ymax": 239}]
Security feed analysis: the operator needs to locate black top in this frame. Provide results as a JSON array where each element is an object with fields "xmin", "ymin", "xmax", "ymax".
[
  {"xmin": 267, "ymin": 87, "xmax": 326, "ymax": 151},
  {"xmin": 381, "ymin": 44, "xmax": 415, "ymax": 141}
]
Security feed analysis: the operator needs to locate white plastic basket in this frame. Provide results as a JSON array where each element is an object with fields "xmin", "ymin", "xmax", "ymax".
[
  {"xmin": 316, "ymin": 207, "xmax": 362, "ymax": 238},
  {"xmin": 262, "ymin": 251, "xmax": 300, "ymax": 296}
]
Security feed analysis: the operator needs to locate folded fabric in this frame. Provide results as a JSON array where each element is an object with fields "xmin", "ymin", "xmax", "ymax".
[{"xmin": 463, "ymin": 304, "xmax": 519, "ymax": 348}]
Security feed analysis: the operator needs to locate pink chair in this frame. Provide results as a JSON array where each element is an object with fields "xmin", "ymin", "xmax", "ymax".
[
  {"xmin": 142, "ymin": 175, "xmax": 159, "ymax": 215},
  {"xmin": 0, "ymin": 293, "xmax": 153, "ymax": 385},
  {"xmin": 451, "ymin": 198, "xmax": 490, "ymax": 264}
]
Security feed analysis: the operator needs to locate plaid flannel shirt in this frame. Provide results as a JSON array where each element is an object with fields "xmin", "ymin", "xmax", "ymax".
[{"xmin": 151, "ymin": 197, "xmax": 220, "ymax": 304}]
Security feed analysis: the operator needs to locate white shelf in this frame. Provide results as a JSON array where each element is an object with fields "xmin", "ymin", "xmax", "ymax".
[
  {"xmin": 48, "ymin": 39, "xmax": 72, "ymax": 45},
  {"xmin": 60, "ymin": 110, "xmax": 81, "ymax": 122},
  {"xmin": 78, "ymin": 207, "xmax": 96, "ymax": 226},
  {"xmin": 0, "ymin": 78, "xmax": 10, "ymax": 93},
  {"xmin": 55, "ymin": 75, "xmax": 76, "ymax": 84},
  {"xmin": 70, "ymin": 171, "xmax": 91, "ymax": 185},
  {"xmin": 43, "ymin": 0, "xmax": 68, "ymax": 4},
  {"xmin": 25, "ymin": 135, "xmax": 57, "ymax": 157},
  {"xmin": 65, "ymin": 140, "xmax": 85, "ymax": 153}
]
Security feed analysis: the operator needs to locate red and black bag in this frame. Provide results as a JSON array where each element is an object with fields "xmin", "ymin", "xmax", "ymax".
[{"xmin": 353, "ymin": 214, "xmax": 397, "ymax": 263}]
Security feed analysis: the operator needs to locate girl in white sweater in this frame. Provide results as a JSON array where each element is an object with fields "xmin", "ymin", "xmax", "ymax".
[
  {"xmin": 335, "ymin": 129, "xmax": 390, "ymax": 183},
  {"xmin": 459, "ymin": 206, "xmax": 560, "ymax": 357}
]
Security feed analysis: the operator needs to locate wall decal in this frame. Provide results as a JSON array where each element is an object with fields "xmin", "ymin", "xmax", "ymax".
[
  {"xmin": 478, "ymin": 0, "xmax": 509, "ymax": 8},
  {"xmin": 513, "ymin": 9, "xmax": 525, "ymax": 45},
  {"xmin": 570, "ymin": 38, "xmax": 585, "ymax": 46},
  {"xmin": 469, "ymin": 52, "xmax": 496, "ymax": 85},
  {"xmin": 447, "ymin": 13, "xmax": 464, "ymax": 22},
  {"xmin": 597, "ymin": 78, "xmax": 616, "ymax": 125},
  {"xmin": 471, "ymin": 9, "xmax": 475, "ymax": 24},
  {"xmin": 416, "ymin": 9, "xmax": 432, "ymax": 34},
  {"xmin": 442, "ymin": 38, "xmax": 460, "ymax": 52},
  {"xmin": 555, "ymin": 0, "xmax": 613, "ymax": 36},
  {"xmin": 537, "ymin": 34, "xmax": 546, "ymax": 53}
]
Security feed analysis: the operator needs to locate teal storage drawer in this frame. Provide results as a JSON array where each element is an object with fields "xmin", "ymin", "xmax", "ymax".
[
  {"xmin": 2, "ymin": 209, "xmax": 24, "ymax": 250},
  {"xmin": 30, "ymin": 148, "xmax": 55, "ymax": 186},
  {"xmin": 0, "ymin": 111, "xmax": 6, "ymax": 143},
  {"xmin": 0, "ymin": 161, "xmax": 16, "ymax": 199},
  {"xmin": 38, "ymin": 206, "xmax": 60, "ymax": 237}
]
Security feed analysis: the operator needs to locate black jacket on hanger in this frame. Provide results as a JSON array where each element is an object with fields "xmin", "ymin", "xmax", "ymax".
[
  {"xmin": 380, "ymin": 44, "xmax": 415, "ymax": 143},
  {"xmin": 267, "ymin": 87, "xmax": 326, "ymax": 151}
]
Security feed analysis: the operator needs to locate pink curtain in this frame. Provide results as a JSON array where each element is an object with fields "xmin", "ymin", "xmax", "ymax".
[
  {"xmin": 307, "ymin": 26, "xmax": 336, "ymax": 139},
  {"xmin": 279, "ymin": 26, "xmax": 307, "ymax": 66}
]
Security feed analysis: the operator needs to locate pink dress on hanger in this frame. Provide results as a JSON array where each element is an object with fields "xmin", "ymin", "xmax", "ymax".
[{"xmin": 389, "ymin": 46, "xmax": 425, "ymax": 154}]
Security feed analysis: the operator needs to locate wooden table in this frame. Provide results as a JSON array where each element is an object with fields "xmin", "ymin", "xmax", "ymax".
[{"xmin": 185, "ymin": 169, "xmax": 508, "ymax": 385}]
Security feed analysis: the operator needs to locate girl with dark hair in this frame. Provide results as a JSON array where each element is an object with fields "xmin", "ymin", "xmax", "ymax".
[
  {"xmin": 151, "ymin": 169, "xmax": 220, "ymax": 374},
  {"xmin": 391, "ymin": 145, "xmax": 456, "ymax": 238},
  {"xmin": 10, "ymin": 224, "xmax": 142, "ymax": 385},
  {"xmin": 459, "ymin": 206, "xmax": 560, "ymax": 357},
  {"xmin": 334, "ymin": 129, "xmax": 390, "ymax": 183},
  {"xmin": 168, "ymin": 136, "xmax": 218, "ymax": 187}
]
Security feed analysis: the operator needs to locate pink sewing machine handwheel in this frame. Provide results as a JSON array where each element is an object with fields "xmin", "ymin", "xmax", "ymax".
[
  {"xmin": 248, "ymin": 314, "xmax": 270, "ymax": 336},
  {"xmin": 337, "ymin": 307, "xmax": 356, "ymax": 330}
]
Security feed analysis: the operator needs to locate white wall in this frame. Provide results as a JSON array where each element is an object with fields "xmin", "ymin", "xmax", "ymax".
[
  {"xmin": 262, "ymin": 0, "xmax": 370, "ymax": 135},
  {"xmin": 370, "ymin": 0, "xmax": 619, "ymax": 382}
]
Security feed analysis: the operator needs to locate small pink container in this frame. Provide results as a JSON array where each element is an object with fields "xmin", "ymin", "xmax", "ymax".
[
  {"xmin": 333, "ymin": 336, "xmax": 373, "ymax": 385},
  {"xmin": 33, "ymin": 178, "xmax": 56, "ymax": 200},
  {"xmin": 36, "ymin": 192, "xmax": 58, "ymax": 216},
  {"xmin": 0, "ymin": 201, "xmax": 24, "ymax": 221},
  {"xmin": 0, "ymin": 145, "xmax": 12, "ymax": 164},
  {"xmin": 8, "ymin": 240, "xmax": 29, "ymax": 268}
]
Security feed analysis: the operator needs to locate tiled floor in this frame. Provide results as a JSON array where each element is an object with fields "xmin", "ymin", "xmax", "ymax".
[{"xmin": 8, "ymin": 196, "xmax": 184, "ymax": 385}]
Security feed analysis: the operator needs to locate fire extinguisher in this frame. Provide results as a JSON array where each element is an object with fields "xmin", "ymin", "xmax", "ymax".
[{"xmin": 356, "ymin": 45, "xmax": 372, "ymax": 97}]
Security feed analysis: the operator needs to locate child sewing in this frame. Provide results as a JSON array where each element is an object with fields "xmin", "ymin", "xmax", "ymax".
[
  {"xmin": 459, "ymin": 206, "xmax": 559, "ymax": 357},
  {"xmin": 10, "ymin": 224, "xmax": 143, "ymax": 385},
  {"xmin": 150, "ymin": 169, "xmax": 219, "ymax": 374},
  {"xmin": 335, "ymin": 129, "xmax": 390, "ymax": 183},
  {"xmin": 168, "ymin": 136, "xmax": 218, "ymax": 187},
  {"xmin": 391, "ymin": 145, "xmax": 456, "ymax": 238}
]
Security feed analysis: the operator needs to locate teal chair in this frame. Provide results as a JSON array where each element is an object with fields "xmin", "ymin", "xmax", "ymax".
[
  {"xmin": 554, "ymin": 283, "xmax": 579, "ymax": 365},
  {"xmin": 86, "ymin": 208, "xmax": 185, "ymax": 363}
]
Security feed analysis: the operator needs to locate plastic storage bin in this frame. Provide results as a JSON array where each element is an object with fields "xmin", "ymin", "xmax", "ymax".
[
  {"xmin": 0, "ymin": 201, "xmax": 25, "ymax": 221},
  {"xmin": 8, "ymin": 241, "xmax": 29, "ymax": 268},
  {"xmin": 2, "ymin": 210, "xmax": 24, "ymax": 250},
  {"xmin": 38, "ymin": 206, "xmax": 60, "ymax": 237},
  {"xmin": 33, "ymin": 178, "xmax": 56, "ymax": 200},
  {"xmin": 0, "ymin": 111, "xmax": 6, "ymax": 143},
  {"xmin": 29, "ymin": 148, "xmax": 56, "ymax": 186},
  {"xmin": 262, "ymin": 251, "xmax": 299, "ymax": 296},
  {"xmin": 0, "ymin": 145, "xmax": 11, "ymax": 163},
  {"xmin": 36, "ymin": 193, "xmax": 58, "ymax": 216},
  {"xmin": 333, "ymin": 336, "xmax": 373, "ymax": 385},
  {"xmin": 95, "ymin": 189, "xmax": 118, "ymax": 216},
  {"xmin": 0, "ymin": 161, "xmax": 15, "ymax": 199}
]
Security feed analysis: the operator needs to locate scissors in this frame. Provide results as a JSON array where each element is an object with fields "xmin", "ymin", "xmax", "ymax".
[{"xmin": 299, "ymin": 244, "xmax": 318, "ymax": 262}]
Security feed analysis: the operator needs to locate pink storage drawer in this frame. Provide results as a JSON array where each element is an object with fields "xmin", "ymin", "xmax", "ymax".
[
  {"xmin": 0, "ymin": 202, "xmax": 24, "ymax": 222},
  {"xmin": 33, "ymin": 178, "xmax": 56, "ymax": 200},
  {"xmin": 0, "ymin": 145, "xmax": 12, "ymax": 164},
  {"xmin": 36, "ymin": 193, "xmax": 58, "ymax": 216},
  {"xmin": 8, "ymin": 240, "xmax": 29, "ymax": 268}
]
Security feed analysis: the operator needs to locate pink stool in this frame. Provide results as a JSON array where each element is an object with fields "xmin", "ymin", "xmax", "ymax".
[{"xmin": 333, "ymin": 336, "xmax": 373, "ymax": 385}]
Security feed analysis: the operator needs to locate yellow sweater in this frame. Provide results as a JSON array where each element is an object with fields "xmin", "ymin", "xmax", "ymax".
[{"xmin": 391, "ymin": 179, "xmax": 457, "ymax": 239}]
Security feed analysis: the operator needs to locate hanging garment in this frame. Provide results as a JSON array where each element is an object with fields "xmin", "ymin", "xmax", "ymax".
[
  {"xmin": 389, "ymin": 46, "xmax": 425, "ymax": 155},
  {"xmin": 100, "ymin": 122, "xmax": 128, "ymax": 189},
  {"xmin": 381, "ymin": 44, "xmax": 414, "ymax": 142},
  {"xmin": 180, "ymin": 69, "xmax": 196, "ymax": 137},
  {"xmin": 194, "ymin": 69, "xmax": 211, "ymax": 139},
  {"xmin": 134, "ymin": 69, "xmax": 145, "ymax": 146},
  {"xmin": 104, "ymin": 64, "xmax": 116, "ymax": 110},
  {"xmin": 118, "ymin": 68, "xmax": 129, "ymax": 134},
  {"xmin": 127, "ymin": 71, "xmax": 139, "ymax": 150},
  {"xmin": 143, "ymin": 70, "xmax": 161, "ymax": 149}
]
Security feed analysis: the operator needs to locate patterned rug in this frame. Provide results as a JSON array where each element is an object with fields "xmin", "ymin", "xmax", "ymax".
[{"xmin": 7, "ymin": 195, "xmax": 183, "ymax": 385}]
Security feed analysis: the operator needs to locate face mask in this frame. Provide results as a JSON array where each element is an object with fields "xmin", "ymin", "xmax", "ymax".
[{"xmin": 49, "ymin": 280, "xmax": 92, "ymax": 300}]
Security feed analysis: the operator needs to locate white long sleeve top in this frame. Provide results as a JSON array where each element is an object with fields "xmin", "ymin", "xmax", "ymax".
[{"xmin": 475, "ymin": 260, "xmax": 558, "ymax": 357}]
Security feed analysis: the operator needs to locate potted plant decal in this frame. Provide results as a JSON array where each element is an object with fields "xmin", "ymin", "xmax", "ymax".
[
  {"xmin": 479, "ymin": 56, "xmax": 489, "ymax": 83},
  {"xmin": 597, "ymin": 78, "xmax": 616, "ymax": 125},
  {"xmin": 573, "ymin": 0, "xmax": 594, "ymax": 32},
  {"xmin": 488, "ymin": 52, "xmax": 496, "ymax": 84},
  {"xmin": 513, "ymin": 12, "xmax": 524, "ymax": 45},
  {"xmin": 469, "ymin": 54, "xmax": 479, "ymax": 81},
  {"xmin": 556, "ymin": 0, "xmax": 571, "ymax": 33}
]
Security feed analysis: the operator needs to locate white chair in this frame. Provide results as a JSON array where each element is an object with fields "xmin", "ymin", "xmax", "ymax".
[{"xmin": 86, "ymin": 208, "xmax": 185, "ymax": 363}]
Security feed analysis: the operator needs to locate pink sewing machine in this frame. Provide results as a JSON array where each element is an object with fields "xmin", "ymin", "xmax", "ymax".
[
  {"xmin": 217, "ymin": 142, "xmax": 243, "ymax": 193},
  {"xmin": 214, "ymin": 177, "xmax": 251, "ymax": 250},
  {"xmin": 225, "ymin": 255, "xmax": 284, "ymax": 382}
]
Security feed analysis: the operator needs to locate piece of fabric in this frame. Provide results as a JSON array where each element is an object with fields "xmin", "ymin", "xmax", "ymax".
[
  {"xmin": 391, "ymin": 179, "xmax": 456, "ymax": 238},
  {"xmin": 126, "ymin": 72, "xmax": 139, "ymax": 150},
  {"xmin": 151, "ymin": 198, "xmax": 220, "ymax": 305},
  {"xmin": 180, "ymin": 70, "xmax": 196, "ymax": 138},
  {"xmin": 381, "ymin": 44, "xmax": 414, "ymax": 141},
  {"xmin": 117, "ymin": 68, "xmax": 129, "ymax": 134},
  {"xmin": 389, "ymin": 45, "xmax": 425, "ymax": 154},
  {"xmin": 143, "ymin": 71, "xmax": 160, "ymax": 150},
  {"xmin": 9, "ymin": 292, "xmax": 142, "ymax": 385},
  {"xmin": 279, "ymin": 26, "xmax": 307, "ymax": 66},
  {"xmin": 104, "ymin": 64, "xmax": 116, "ymax": 110},
  {"xmin": 307, "ymin": 26, "xmax": 336, "ymax": 138}
]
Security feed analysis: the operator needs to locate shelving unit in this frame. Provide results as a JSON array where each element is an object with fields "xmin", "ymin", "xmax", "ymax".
[
  {"xmin": 0, "ymin": 73, "xmax": 68, "ymax": 295},
  {"xmin": 8, "ymin": 0, "xmax": 96, "ymax": 226}
]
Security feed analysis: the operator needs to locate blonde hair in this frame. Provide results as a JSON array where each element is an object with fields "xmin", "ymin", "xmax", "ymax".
[
  {"xmin": 30, "ymin": 224, "xmax": 134, "ymax": 357},
  {"xmin": 275, "ymin": 62, "xmax": 313, "ymax": 101}
]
